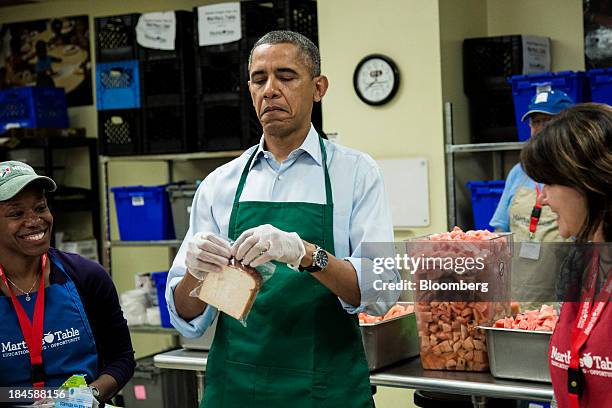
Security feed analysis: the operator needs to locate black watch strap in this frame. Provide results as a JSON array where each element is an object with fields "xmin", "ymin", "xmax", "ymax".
[
  {"xmin": 299, "ymin": 245, "xmax": 327, "ymax": 273},
  {"xmin": 299, "ymin": 264, "xmax": 322, "ymax": 273}
]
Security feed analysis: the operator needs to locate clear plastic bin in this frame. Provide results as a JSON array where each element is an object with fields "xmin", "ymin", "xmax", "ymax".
[{"xmin": 406, "ymin": 232, "xmax": 513, "ymax": 371}]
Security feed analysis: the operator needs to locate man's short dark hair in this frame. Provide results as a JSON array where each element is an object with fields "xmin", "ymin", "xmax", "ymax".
[{"xmin": 248, "ymin": 30, "xmax": 320, "ymax": 78}]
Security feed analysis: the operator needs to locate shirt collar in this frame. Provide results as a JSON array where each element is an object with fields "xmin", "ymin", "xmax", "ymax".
[{"xmin": 250, "ymin": 125, "xmax": 322, "ymax": 170}]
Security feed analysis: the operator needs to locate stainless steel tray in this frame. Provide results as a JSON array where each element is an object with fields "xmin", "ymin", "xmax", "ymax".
[
  {"xmin": 360, "ymin": 304, "xmax": 419, "ymax": 371},
  {"xmin": 478, "ymin": 322, "xmax": 552, "ymax": 383}
]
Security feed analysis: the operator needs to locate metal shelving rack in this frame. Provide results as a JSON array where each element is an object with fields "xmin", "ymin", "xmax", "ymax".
[
  {"xmin": 100, "ymin": 150, "xmax": 242, "ymax": 337},
  {"xmin": 99, "ymin": 150, "xmax": 243, "ymax": 273},
  {"xmin": 444, "ymin": 102, "xmax": 525, "ymax": 228}
]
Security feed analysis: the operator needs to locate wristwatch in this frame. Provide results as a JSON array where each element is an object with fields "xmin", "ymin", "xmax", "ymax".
[{"xmin": 299, "ymin": 245, "xmax": 329, "ymax": 273}]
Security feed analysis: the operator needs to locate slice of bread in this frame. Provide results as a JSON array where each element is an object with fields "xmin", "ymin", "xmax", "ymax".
[{"xmin": 197, "ymin": 259, "xmax": 262, "ymax": 321}]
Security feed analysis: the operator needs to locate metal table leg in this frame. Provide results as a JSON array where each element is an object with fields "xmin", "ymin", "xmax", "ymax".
[
  {"xmin": 471, "ymin": 395, "xmax": 488, "ymax": 407},
  {"xmin": 196, "ymin": 371, "xmax": 205, "ymax": 403}
]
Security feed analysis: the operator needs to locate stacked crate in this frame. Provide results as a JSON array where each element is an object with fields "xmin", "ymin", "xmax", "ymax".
[
  {"xmin": 195, "ymin": 0, "xmax": 320, "ymax": 151},
  {"xmin": 462, "ymin": 35, "xmax": 550, "ymax": 143},
  {"xmin": 139, "ymin": 11, "xmax": 197, "ymax": 154},
  {"xmin": 95, "ymin": 14, "xmax": 142, "ymax": 155},
  {"xmin": 95, "ymin": 11, "xmax": 197, "ymax": 155}
]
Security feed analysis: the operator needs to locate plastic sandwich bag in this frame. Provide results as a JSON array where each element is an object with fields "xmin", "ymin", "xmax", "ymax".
[{"xmin": 189, "ymin": 255, "xmax": 276, "ymax": 327}]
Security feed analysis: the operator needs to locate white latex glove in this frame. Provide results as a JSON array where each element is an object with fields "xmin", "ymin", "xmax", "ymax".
[
  {"xmin": 185, "ymin": 232, "xmax": 232, "ymax": 280},
  {"xmin": 231, "ymin": 224, "xmax": 306, "ymax": 269}
]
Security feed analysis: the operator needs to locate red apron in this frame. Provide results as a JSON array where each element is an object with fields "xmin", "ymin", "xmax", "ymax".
[{"xmin": 548, "ymin": 253, "xmax": 612, "ymax": 408}]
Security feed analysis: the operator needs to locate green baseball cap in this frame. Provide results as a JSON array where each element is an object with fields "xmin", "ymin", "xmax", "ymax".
[{"xmin": 0, "ymin": 161, "xmax": 57, "ymax": 201}]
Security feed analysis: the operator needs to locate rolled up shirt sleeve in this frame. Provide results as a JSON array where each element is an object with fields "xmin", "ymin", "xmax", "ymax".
[
  {"xmin": 165, "ymin": 178, "xmax": 220, "ymax": 338},
  {"xmin": 338, "ymin": 162, "xmax": 400, "ymax": 316}
]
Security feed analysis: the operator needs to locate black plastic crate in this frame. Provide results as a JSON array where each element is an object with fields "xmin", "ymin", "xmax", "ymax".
[
  {"xmin": 98, "ymin": 109, "xmax": 141, "ymax": 156},
  {"xmin": 240, "ymin": 1, "xmax": 279, "ymax": 39},
  {"xmin": 141, "ymin": 58, "xmax": 195, "ymax": 107},
  {"xmin": 95, "ymin": 14, "xmax": 140, "ymax": 62},
  {"xmin": 239, "ymin": 0, "xmax": 318, "ymax": 41},
  {"xmin": 196, "ymin": 41, "xmax": 244, "ymax": 95},
  {"xmin": 194, "ymin": 0, "xmax": 318, "ymax": 96},
  {"xmin": 143, "ymin": 104, "xmax": 196, "ymax": 154},
  {"xmin": 463, "ymin": 35, "xmax": 523, "ymax": 94},
  {"xmin": 468, "ymin": 90, "xmax": 518, "ymax": 143},
  {"xmin": 138, "ymin": 11, "xmax": 195, "ymax": 62},
  {"xmin": 274, "ymin": 0, "xmax": 318, "ymax": 43},
  {"xmin": 197, "ymin": 99, "xmax": 260, "ymax": 151}
]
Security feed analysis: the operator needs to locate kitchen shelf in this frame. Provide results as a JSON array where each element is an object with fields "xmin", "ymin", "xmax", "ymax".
[
  {"xmin": 444, "ymin": 102, "xmax": 525, "ymax": 229},
  {"xmin": 109, "ymin": 240, "xmax": 183, "ymax": 247},
  {"xmin": 445, "ymin": 142, "xmax": 525, "ymax": 154},
  {"xmin": 100, "ymin": 150, "xmax": 243, "ymax": 163},
  {"xmin": 128, "ymin": 325, "xmax": 179, "ymax": 335},
  {"xmin": 101, "ymin": 150, "xmax": 244, "ymax": 273}
]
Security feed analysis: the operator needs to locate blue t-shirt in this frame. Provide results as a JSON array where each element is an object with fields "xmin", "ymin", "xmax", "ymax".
[{"xmin": 489, "ymin": 163, "xmax": 540, "ymax": 231}]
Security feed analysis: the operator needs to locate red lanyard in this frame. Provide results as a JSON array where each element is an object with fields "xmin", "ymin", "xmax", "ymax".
[
  {"xmin": 567, "ymin": 250, "xmax": 612, "ymax": 407},
  {"xmin": 529, "ymin": 183, "xmax": 542, "ymax": 239},
  {"xmin": 0, "ymin": 254, "xmax": 47, "ymax": 388}
]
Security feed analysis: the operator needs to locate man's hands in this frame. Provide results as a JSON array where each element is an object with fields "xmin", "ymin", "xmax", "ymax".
[
  {"xmin": 185, "ymin": 225, "xmax": 306, "ymax": 276},
  {"xmin": 185, "ymin": 232, "xmax": 232, "ymax": 280},
  {"xmin": 232, "ymin": 224, "xmax": 306, "ymax": 268}
]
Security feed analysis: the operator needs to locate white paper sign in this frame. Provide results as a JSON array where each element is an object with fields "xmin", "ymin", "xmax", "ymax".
[
  {"xmin": 136, "ymin": 12, "xmax": 176, "ymax": 51},
  {"xmin": 521, "ymin": 35, "xmax": 551, "ymax": 74},
  {"xmin": 198, "ymin": 3, "xmax": 242, "ymax": 46}
]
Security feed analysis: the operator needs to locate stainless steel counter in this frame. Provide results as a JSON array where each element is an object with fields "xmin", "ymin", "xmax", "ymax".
[
  {"xmin": 154, "ymin": 348, "xmax": 208, "ymax": 371},
  {"xmin": 153, "ymin": 349, "xmax": 553, "ymax": 405},
  {"xmin": 369, "ymin": 357, "xmax": 553, "ymax": 401}
]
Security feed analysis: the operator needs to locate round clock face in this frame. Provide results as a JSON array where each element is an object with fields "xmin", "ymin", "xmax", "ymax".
[{"xmin": 353, "ymin": 54, "xmax": 400, "ymax": 106}]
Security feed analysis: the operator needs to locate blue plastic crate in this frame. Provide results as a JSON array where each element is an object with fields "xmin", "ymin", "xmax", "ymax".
[
  {"xmin": 96, "ymin": 60, "xmax": 141, "ymax": 110},
  {"xmin": 587, "ymin": 68, "xmax": 612, "ymax": 105},
  {"xmin": 509, "ymin": 71, "xmax": 587, "ymax": 141},
  {"xmin": 111, "ymin": 185, "xmax": 175, "ymax": 241},
  {"xmin": 466, "ymin": 180, "xmax": 505, "ymax": 231},
  {"xmin": 0, "ymin": 87, "xmax": 68, "ymax": 134},
  {"xmin": 151, "ymin": 271, "xmax": 171, "ymax": 328}
]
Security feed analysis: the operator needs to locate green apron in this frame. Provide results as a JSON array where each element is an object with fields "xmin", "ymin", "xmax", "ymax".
[{"xmin": 201, "ymin": 136, "xmax": 374, "ymax": 408}]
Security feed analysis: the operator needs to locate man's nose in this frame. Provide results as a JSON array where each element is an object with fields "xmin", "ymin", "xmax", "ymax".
[{"xmin": 263, "ymin": 77, "xmax": 279, "ymax": 99}]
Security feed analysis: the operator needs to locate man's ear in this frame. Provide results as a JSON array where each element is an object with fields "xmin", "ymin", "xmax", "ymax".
[{"xmin": 313, "ymin": 75, "xmax": 329, "ymax": 102}]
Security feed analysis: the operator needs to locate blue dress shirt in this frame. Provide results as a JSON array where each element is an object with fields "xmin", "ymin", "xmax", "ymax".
[{"xmin": 166, "ymin": 125, "xmax": 399, "ymax": 338}]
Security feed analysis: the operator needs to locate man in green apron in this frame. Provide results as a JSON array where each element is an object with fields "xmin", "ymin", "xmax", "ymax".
[
  {"xmin": 490, "ymin": 90, "xmax": 574, "ymax": 308},
  {"xmin": 166, "ymin": 31, "xmax": 398, "ymax": 408}
]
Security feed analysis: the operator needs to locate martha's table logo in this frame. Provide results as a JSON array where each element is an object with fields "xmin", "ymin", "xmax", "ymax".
[
  {"xmin": 1, "ymin": 327, "xmax": 81, "ymax": 359},
  {"xmin": 551, "ymin": 346, "xmax": 612, "ymax": 378}
]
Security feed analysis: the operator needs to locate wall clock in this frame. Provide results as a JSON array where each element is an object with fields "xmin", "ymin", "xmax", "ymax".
[{"xmin": 353, "ymin": 54, "xmax": 400, "ymax": 106}]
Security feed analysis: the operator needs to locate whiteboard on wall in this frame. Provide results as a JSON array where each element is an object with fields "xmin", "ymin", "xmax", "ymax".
[{"xmin": 376, "ymin": 158, "xmax": 430, "ymax": 227}]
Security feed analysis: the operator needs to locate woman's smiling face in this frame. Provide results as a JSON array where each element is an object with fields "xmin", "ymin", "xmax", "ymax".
[{"xmin": 0, "ymin": 184, "xmax": 53, "ymax": 258}]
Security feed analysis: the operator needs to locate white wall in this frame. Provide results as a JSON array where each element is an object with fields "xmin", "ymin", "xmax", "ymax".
[{"xmin": 318, "ymin": 0, "xmax": 447, "ymax": 241}]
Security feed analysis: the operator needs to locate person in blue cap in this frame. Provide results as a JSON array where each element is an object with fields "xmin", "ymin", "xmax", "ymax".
[{"xmin": 489, "ymin": 89, "xmax": 574, "ymax": 310}]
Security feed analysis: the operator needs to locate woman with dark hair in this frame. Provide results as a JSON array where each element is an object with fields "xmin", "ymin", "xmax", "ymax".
[
  {"xmin": 521, "ymin": 103, "xmax": 612, "ymax": 408},
  {"xmin": 0, "ymin": 161, "xmax": 135, "ymax": 405}
]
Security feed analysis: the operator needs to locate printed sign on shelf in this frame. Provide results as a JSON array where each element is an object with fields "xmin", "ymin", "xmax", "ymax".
[
  {"xmin": 136, "ymin": 12, "xmax": 177, "ymax": 51},
  {"xmin": 521, "ymin": 36, "xmax": 551, "ymax": 74},
  {"xmin": 197, "ymin": 2, "xmax": 242, "ymax": 46}
]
